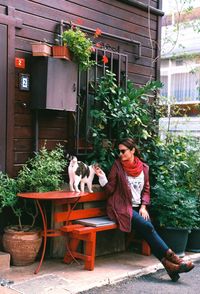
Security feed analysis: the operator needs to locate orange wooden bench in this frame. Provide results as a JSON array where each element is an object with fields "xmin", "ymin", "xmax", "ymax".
[{"xmin": 54, "ymin": 191, "xmax": 151, "ymax": 271}]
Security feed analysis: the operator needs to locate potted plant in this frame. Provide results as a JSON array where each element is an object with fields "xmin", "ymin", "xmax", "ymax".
[
  {"xmin": 185, "ymin": 140, "xmax": 200, "ymax": 252},
  {"xmin": 52, "ymin": 38, "xmax": 72, "ymax": 61},
  {"xmin": 0, "ymin": 145, "xmax": 67, "ymax": 266},
  {"xmin": 53, "ymin": 24, "xmax": 100, "ymax": 70},
  {"xmin": 31, "ymin": 41, "xmax": 52, "ymax": 57},
  {"xmin": 0, "ymin": 172, "xmax": 42, "ymax": 266},
  {"xmin": 149, "ymin": 136, "xmax": 199, "ymax": 256},
  {"xmin": 187, "ymin": 203, "xmax": 200, "ymax": 252},
  {"xmin": 61, "ymin": 26, "xmax": 96, "ymax": 71}
]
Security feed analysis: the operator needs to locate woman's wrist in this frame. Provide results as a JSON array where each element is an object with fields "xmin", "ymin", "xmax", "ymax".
[
  {"xmin": 98, "ymin": 175, "xmax": 108, "ymax": 187},
  {"xmin": 141, "ymin": 204, "xmax": 146, "ymax": 209}
]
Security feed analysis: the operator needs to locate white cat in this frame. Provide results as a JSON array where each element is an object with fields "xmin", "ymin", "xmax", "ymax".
[{"xmin": 68, "ymin": 156, "xmax": 96, "ymax": 193}]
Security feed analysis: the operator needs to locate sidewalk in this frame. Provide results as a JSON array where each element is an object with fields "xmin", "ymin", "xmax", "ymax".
[{"xmin": 1, "ymin": 251, "xmax": 200, "ymax": 294}]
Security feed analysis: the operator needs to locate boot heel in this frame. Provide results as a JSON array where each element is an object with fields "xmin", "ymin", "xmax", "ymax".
[{"xmin": 167, "ymin": 271, "xmax": 180, "ymax": 282}]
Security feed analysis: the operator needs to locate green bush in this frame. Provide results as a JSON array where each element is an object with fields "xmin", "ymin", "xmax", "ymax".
[
  {"xmin": 88, "ymin": 70, "xmax": 162, "ymax": 172},
  {"xmin": 0, "ymin": 145, "xmax": 67, "ymax": 230},
  {"xmin": 149, "ymin": 135, "xmax": 200, "ymax": 229},
  {"xmin": 17, "ymin": 145, "xmax": 67, "ymax": 192},
  {"xmin": 0, "ymin": 172, "xmax": 18, "ymax": 213}
]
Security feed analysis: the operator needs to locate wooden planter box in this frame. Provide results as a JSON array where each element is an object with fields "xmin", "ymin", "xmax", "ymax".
[
  {"xmin": 31, "ymin": 42, "xmax": 52, "ymax": 57},
  {"xmin": 52, "ymin": 46, "xmax": 72, "ymax": 61}
]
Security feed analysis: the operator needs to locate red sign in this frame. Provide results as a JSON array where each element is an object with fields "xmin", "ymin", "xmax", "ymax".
[{"xmin": 15, "ymin": 57, "xmax": 25, "ymax": 69}]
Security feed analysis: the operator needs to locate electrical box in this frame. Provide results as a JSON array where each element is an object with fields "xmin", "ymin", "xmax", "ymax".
[{"xmin": 31, "ymin": 57, "xmax": 77, "ymax": 111}]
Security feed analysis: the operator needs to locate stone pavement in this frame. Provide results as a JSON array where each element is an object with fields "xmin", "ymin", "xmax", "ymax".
[{"xmin": 1, "ymin": 251, "xmax": 200, "ymax": 294}]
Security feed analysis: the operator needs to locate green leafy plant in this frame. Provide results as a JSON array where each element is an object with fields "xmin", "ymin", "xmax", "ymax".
[
  {"xmin": 87, "ymin": 70, "xmax": 162, "ymax": 172},
  {"xmin": 62, "ymin": 26, "xmax": 95, "ymax": 71},
  {"xmin": 0, "ymin": 172, "xmax": 19, "ymax": 214},
  {"xmin": 149, "ymin": 135, "xmax": 199, "ymax": 229},
  {"xmin": 0, "ymin": 145, "xmax": 67, "ymax": 230},
  {"xmin": 17, "ymin": 145, "xmax": 67, "ymax": 192}
]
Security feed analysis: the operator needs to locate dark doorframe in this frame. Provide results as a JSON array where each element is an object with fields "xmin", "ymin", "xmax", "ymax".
[
  {"xmin": 0, "ymin": 7, "xmax": 22, "ymax": 175},
  {"xmin": 0, "ymin": 24, "xmax": 7, "ymax": 172}
]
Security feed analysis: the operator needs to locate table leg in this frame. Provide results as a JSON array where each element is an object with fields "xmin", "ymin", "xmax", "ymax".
[{"xmin": 34, "ymin": 199, "xmax": 47, "ymax": 274}]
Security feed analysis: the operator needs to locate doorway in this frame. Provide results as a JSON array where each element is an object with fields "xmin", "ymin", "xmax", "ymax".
[{"xmin": 0, "ymin": 24, "xmax": 7, "ymax": 172}]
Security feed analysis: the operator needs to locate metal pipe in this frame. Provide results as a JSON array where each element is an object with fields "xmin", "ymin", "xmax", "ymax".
[
  {"xmin": 118, "ymin": 0, "xmax": 164, "ymax": 16},
  {"xmin": 60, "ymin": 20, "xmax": 141, "ymax": 59}
]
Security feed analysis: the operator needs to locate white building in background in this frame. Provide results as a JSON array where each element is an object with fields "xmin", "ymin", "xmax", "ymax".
[{"xmin": 160, "ymin": 0, "xmax": 200, "ymax": 137}]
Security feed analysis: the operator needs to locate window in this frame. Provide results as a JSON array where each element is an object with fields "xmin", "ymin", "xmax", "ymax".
[
  {"xmin": 160, "ymin": 59, "xmax": 200, "ymax": 103},
  {"xmin": 171, "ymin": 72, "xmax": 200, "ymax": 102},
  {"xmin": 75, "ymin": 47, "xmax": 128, "ymax": 154}
]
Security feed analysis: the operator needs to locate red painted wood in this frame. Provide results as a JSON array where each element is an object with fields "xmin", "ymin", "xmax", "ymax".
[
  {"xmin": 55, "ymin": 207, "xmax": 106, "ymax": 222},
  {"xmin": 17, "ymin": 190, "xmax": 89, "ymax": 200}
]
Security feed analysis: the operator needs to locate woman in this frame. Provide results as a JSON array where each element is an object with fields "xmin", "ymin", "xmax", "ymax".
[{"xmin": 94, "ymin": 137, "xmax": 194, "ymax": 282}]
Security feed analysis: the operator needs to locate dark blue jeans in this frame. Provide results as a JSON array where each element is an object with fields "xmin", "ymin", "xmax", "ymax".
[{"xmin": 132, "ymin": 209, "xmax": 169, "ymax": 260}]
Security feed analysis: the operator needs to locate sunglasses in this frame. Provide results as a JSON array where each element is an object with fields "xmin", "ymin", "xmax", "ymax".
[{"xmin": 118, "ymin": 148, "xmax": 129, "ymax": 154}]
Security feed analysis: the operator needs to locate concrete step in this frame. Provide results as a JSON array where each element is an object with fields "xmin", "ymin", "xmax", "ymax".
[{"xmin": 0, "ymin": 251, "xmax": 10, "ymax": 271}]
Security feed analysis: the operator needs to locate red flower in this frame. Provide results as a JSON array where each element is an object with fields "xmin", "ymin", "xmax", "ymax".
[
  {"xmin": 71, "ymin": 24, "xmax": 76, "ymax": 30},
  {"xmin": 94, "ymin": 28, "xmax": 102, "ymax": 38},
  {"xmin": 95, "ymin": 42, "xmax": 102, "ymax": 48},
  {"xmin": 102, "ymin": 55, "xmax": 108, "ymax": 64},
  {"xmin": 76, "ymin": 18, "xmax": 84, "ymax": 25}
]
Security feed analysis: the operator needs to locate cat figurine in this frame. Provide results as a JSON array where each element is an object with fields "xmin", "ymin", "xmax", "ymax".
[{"xmin": 68, "ymin": 156, "xmax": 97, "ymax": 193}]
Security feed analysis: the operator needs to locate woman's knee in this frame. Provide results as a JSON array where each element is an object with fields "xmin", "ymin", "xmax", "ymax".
[{"xmin": 139, "ymin": 221, "xmax": 154, "ymax": 234}]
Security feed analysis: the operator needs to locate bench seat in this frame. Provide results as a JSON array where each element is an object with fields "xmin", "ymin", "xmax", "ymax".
[{"xmin": 54, "ymin": 191, "xmax": 151, "ymax": 270}]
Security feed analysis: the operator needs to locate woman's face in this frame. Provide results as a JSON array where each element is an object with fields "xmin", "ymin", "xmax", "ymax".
[{"xmin": 118, "ymin": 144, "xmax": 135, "ymax": 161}]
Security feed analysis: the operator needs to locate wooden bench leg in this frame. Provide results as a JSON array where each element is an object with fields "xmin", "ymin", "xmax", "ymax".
[
  {"xmin": 84, "ymin": 231, "xmax": 96, "ymax": 271},
  {"xmin": 126, "ymin": 231, "xmax": 151, "ymax": 256},
  {"xmin": 142, "ymin": 240, "xmax": 151, "ymax": 256},
  {"xmin": 63, "ymin": 236, "xmax": 80, "ymax": 264}
]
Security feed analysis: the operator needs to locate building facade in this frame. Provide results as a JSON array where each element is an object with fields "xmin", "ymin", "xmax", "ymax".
[{"xmin": 0, "ymin": 0, "xmax": 163, "ymax": 177}]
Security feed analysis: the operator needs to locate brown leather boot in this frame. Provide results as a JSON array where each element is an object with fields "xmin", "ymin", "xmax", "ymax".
[
  {"xmin": 166, "ymin": 249, "xmax": 194, "ymax": 271},
  {"xmin": 165, "ymin": 249, "xmax": 183, "ymax": 264},
  {"xmin": 161, "ymin": 258, "xmax": 180, "ymax": 282}
]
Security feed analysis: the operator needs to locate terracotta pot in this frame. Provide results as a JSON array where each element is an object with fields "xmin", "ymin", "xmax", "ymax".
[
  {"xmin": 31, "ymin": 42, "xmax": 52, "ymax": 56},
  {"xmin": 2, "ymin": 226, "xmax": 42, "ymax": 266},
  {"xmin": 52, "ymin": 46, "xmax": 72, "ymax": 60}
]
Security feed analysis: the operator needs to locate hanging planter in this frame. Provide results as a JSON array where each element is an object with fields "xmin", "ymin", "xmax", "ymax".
[
  {"xmin": 52, "ymin": 45, "xmax": 72, "ymax": 61},
  {"xmin": 31, "ymin": 42, "xmax": 52, "ymax": 57}
]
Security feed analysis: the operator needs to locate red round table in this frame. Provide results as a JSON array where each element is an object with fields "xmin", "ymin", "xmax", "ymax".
[{"xmin": 17, "ymin": 191, "xmax": 89, "ymax": 274}]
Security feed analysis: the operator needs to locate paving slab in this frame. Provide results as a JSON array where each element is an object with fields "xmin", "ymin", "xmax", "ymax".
[{"xmin": 0, "ymin": 251, "xmax": 200, "ymax": 294}]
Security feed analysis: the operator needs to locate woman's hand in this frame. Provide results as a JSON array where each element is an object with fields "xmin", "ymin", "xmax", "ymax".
[
  {"xmin": 139, "ymin": 205, "xmax": 150, "ymax": 221},
  {"xmin": 94, "ymin": 166, "xmax": 105, "ymax": 177}
]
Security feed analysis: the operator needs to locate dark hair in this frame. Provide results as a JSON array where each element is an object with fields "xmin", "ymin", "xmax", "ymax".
[{"xmin": 118, "ymin": 138, "xmax": 141, "ymax": 159}]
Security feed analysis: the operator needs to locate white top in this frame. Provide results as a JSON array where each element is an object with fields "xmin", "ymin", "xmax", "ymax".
[
  {"xmin": 126, "ymin": 171, "xmax": 144, "ymax": 207},
  {"xmin": 98, "ymin": 171, "xmax": 144, "ymax": 207}
]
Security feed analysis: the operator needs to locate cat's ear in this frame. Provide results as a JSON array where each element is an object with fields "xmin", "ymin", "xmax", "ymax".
[
  {"xmin": 66, "ymin": 153, "xmax": 75, "ymax": 161},
  {"xmin": 66, "ymin": 153, "xmax": 71, "ymax": 161}
]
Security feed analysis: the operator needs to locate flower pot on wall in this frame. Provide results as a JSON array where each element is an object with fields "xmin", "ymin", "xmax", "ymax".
[
  {"xmin": 157, "ymin": 227, "xmax": 189, "ymax": 257},
  {"xmin": 52, "ymin": 46, "xmax": 72, "ymax": 60},
  {"xmin": 2, "ymin": 226, "xmax": 42, "ymax": 266},
  {"xmin": 31, "ymin": 42, "xmax": 52, "ymax": 57},
  {"xmin": 186, "ymin": 228, "xmax": 200, "ymax": 252}
]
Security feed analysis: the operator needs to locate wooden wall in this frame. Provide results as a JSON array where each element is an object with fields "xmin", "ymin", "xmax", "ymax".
[{"xmin": 0, "ymin": 0, "xmax": 163, "ymax": 176}]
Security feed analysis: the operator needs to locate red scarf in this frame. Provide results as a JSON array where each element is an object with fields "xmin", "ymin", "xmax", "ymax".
[{"xmin": 121, "ymin": 156, "xmax": 143, "ymax": 177}]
